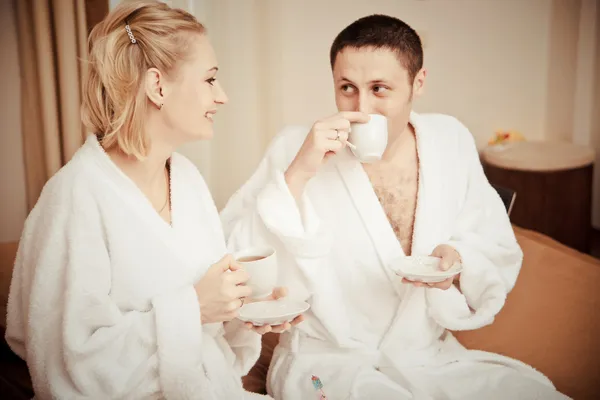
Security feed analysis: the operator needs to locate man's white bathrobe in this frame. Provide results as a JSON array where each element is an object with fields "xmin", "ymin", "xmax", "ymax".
[
  {"xmin": 5, "ymin": 135, "xmax": 268, "ymax": 399},
  {"xmin": 220, "ymin": 113, "xmax": 569, "ymax": 400}
]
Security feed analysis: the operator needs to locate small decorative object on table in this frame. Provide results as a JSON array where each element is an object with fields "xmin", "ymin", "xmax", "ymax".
[
  {"xmin": 488, "ymin": 129, "xmax": 526, "ymax": 147},
  {"xmin": 311, "ymin": 375, "xmax": 328, "ymax": 399}
]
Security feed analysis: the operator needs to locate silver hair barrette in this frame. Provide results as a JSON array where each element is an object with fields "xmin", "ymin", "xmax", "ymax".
[{"xmin": 125, "ymin": 24, "xmax": 137, "ymax": 44}]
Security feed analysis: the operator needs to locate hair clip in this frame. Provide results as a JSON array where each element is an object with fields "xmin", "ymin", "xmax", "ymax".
[{"xmin": 125, "ymin": 24, "xmax": 137, "ymax": 44}]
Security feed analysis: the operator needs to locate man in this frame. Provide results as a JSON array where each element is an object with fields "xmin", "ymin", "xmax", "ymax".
[{"xmin": 220, "ymin": 15, "xmax": 568, "ymax": 400}]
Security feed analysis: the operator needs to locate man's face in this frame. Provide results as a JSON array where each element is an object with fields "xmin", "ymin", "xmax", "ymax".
[{"xmin": 332, "ymin": 46, "xmax": 425, "ymax": 136}]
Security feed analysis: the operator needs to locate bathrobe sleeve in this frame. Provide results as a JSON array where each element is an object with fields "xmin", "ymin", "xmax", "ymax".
[
  {"xmin": 221, "ymin": 128, "xmax": 358, "ymax": 345},
  {"xmin": 6, "ymin": 183, "xmax": 212, "ymax": 399},
  {"xmin": 191, "ymin": 169, "xmax": 263, "ymax": 377},
  {"xmin": 222, "ymin": 319, "xmax": 262, "ymax": 375},
  {"xmin": 221, "ymin": 126, "xmax": 333, "ymax": 260},
  {"xmin": 426, "ymin": 122, "xmax": 524, "ymax": 331}
]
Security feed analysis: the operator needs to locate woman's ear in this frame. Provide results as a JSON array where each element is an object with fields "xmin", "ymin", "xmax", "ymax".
[{"xmin": 145, "ymin": 67, "xmax": 164, "ymax": 109}]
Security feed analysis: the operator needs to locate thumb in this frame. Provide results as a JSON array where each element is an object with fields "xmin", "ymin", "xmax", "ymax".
[
  {"xmin": 214, "ymin": 254, "xmax": 234, "ymax": 272},
  {"xmin": 271, "ymin": 287, "xmax": 288, "ymax": 300},
  {"xmin": 430, "ymin": 245, "xmax": 443, "ymax": 258},
  {"xmin": 431, "ymin": 245, "xmax": 452, "ymax": 271},
  {"xmin": 439, "ymin": 254, "xmax": 453, "ymax": 271},
  {"xmin": 228, "ymin": 259, "xmax": 243, "ymax": 271}
]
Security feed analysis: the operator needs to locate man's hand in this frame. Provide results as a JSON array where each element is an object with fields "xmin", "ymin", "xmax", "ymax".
[
  {"xmin": 402, "ymin": 244, "xmax": 461, "ymax": 290},
  {"xmin": 243, "ymin": 287, "xmax": 305, "ymax": 334},
  {"xmin": 285, "ymin": 112, "xmax": 369, "ymax": 199}
]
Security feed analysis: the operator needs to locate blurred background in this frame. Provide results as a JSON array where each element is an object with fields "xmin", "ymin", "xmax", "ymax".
[{"xmin": 1, "ymin": 0, "xmax": 599, "ymax": 247}]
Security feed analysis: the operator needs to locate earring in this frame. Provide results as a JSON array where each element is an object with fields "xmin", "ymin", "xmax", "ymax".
[{"xmin": 158, "ymin": 103, "xmax": 163, "ymax": 110}]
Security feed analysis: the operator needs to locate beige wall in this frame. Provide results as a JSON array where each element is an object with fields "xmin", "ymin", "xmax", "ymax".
[
  {"xmin": 189, "ymin": 1, "xmax": 583, "ymax": 204},
  {"xmin": 0, "ymin": 0, "xmax": 27, "ymax": 243},
  {"xmin": 545, "ymin": 0, "xmax": 581, "ymax": 142},
  {"xmin": 188, "ymin": 0, "xmax": 599, "ymax": 226},
  {"xmin": 271, "ymin": 0, "xmax": 554, "ymax": 149},
  {"xmin": 6, "ymin": 0, "xmax": 600, "ymax": 235}
]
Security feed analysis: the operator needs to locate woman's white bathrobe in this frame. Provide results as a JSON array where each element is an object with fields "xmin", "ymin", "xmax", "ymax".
[
  {"xmin": 5, "ymin": 135, "xmax": 267, "ymax": 399},
  {"xmin": 220, "ymin": 112, "xmax": 570, "ymax": 400}
]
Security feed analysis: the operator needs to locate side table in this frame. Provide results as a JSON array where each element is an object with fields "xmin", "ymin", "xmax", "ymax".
[{"xmin": 481, "ymin": 141, "xmax": 595, "ymax": 253}]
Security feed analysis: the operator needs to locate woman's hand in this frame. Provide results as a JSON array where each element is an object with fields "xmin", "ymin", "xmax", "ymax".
[
  {"xmin": 243, "ymin": 287, "xmax": 305, "ymax": 334},
  {"xmin": 194, "ymin": 255, "xmax": 252, "ymax": 324}
]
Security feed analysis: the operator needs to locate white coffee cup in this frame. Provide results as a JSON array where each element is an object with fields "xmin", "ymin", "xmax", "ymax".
[
  {"xmin": 348, "ymin": 114, "xmax": 388, "ymax": 163},
  {"xmin": 233, "ymin": 246, "xmax": 277, "ymax": 298}
]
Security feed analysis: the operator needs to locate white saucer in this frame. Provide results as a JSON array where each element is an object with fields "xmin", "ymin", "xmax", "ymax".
[
  {"xmin": 388, "ymin": 256, "xmax": 463, "ymax": 283},
  {"xmin": 238, "ymin": 298, "xmax": 310, "ymax": 326}
]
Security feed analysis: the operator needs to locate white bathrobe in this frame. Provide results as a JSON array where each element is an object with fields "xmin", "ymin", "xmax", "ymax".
[
  {"xmin": 5, "ymin": 135, "xmax": 268, "ymax": 400},
  {"xmin": 220, "ymin": 112, "xmax": 570, "ymax": 400}
]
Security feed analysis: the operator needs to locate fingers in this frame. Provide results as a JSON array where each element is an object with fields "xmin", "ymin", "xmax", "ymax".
[
  {"xmin": 214, "ymin": 254, "xmax": 235, "ymax": 272},
  {"xmin": 226, "ymin": 269, "xmax": 250, "ymax": 285},
  {"xmin": 246, "ymin": 286, "xmax": 287, "ymax": 304},
  {"xmin": 439, "ymin": 256, "xmax": 453, "ymax": 271},
  {"xmin": 314, "ymin": 111, "xmax": 369, "ymax": 134},
  {"xmin": 337, "ymin": 111, "xmax": 370, "ymax": 124},
  {"xmin": 317, "ymin": 129, "xmax": 346, "ymax": 144},
  {"xmin": 323, "ymin": 136, "xmax": 345, "ymax": 153},
  {"xmin": 428, "ymin": 278, "xmax": 453, "ymax": 290},
  {"xmin": 232, "ymin": 285, "xmax": 252, "ymax": 299},
  {"xmin": 339, "ymin": 130, "xmax": 349, "ymax": 142},
  {"xmin": 271, "ymin": 322, "xmax": 292, "ymax": 333},
  {"xmin": 430, "ymin": 245, "xmax": 443, "ymax": 258},
  {"xmin": 228, "ymin": 259, "xmax": 243, "ymax": 271},
  {"xmin": 402, "ymin": 278, "xmax": 424, "ymax": 287},
  {"xmin": 245, "ymin": 323, "xmax": 272, "ymax": 334},
  {"xmin": 330, "ymin": 130, "xmax": 349, "ymax": 143},
  {"xmin": 224, "ymin": 310, "xmax": 239, "ymax": 321},
  {"xmin": 246, "ymin": 322, "xmax": 292, "ymax": 334},
  {"xmin": 430, "ymin": 244, "xmax": 461, "ymax": 271},
  {"xmin": 244, "ymin": 315, "xmax": 305, "ymax": 334},
  {"xmin": 315, "ymin": 117, "xmax": 351, "ymax": 132},
  {"xmin": 401, "ymin": 278, "xmax": 453, "ymax": 290},
  {"xmin": 271, "ymin": 287, "xmax": 288, "ymax": 300},
  {"xmin": 225, "ymin": 298, "xmax": 244, "ymax": 313},
  {"xmin": 213, "ymin": 254, "xmax": 247, "ymax": 272}
]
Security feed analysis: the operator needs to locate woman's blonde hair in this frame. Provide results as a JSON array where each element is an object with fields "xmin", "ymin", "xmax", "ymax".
[{"xmin": 81, "ymin": 0, "xmax": 205, "ymax": 159}]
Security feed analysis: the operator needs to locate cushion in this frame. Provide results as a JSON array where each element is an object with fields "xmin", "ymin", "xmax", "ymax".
[{"xmin": 454, "ymin": 226, "xmax": 600, "ymax": 399}]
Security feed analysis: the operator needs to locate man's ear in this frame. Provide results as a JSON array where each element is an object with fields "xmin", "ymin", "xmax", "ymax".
[
  {"xmin": 412, "ymin": 68, "xmax": 427, "ymax": 97},
  {"xmin": 145, "ymin": 67, "xmax": 164, "ymax": 110}
]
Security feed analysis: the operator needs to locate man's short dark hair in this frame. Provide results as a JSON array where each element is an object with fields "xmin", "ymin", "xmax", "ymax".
[{"xmin": 329, "ymin": 14, "xmax": 423, "ymax": 82}]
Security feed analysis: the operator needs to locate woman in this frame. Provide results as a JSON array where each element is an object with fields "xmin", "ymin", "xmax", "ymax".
[{"xmin": 5, "ymin": 1, "xmax": 298, "ymax": 399}]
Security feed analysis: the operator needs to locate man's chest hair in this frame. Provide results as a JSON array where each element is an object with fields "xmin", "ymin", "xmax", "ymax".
[{"xmin": 366, "ymin": 166, "xmax": 418, "ymax": 240}]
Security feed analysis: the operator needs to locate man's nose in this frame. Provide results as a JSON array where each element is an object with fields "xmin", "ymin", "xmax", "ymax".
[{"xmin": 356, "ymin": 92, "xmax": 373, "ymax": 114}]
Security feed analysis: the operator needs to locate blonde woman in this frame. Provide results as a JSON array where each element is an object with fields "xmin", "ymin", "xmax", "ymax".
[{"xmin": 5, "ymin": 1, "xmax": 296, "ymax": 399}]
